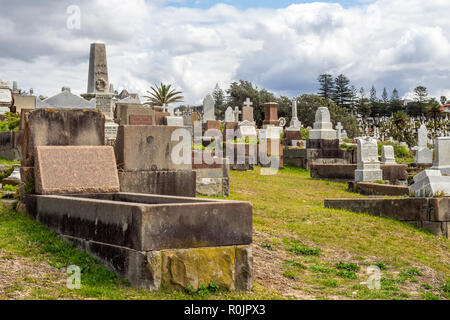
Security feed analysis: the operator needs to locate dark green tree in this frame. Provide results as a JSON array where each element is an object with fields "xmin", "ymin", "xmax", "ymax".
[
  {"xmin": 332, "ymin": 74, "xmax": 352, "ymax": 109},
  {"xmin": 225, "ymin": 80, "xmax": 276, "ymax": 127},
  {"xmin": 317, "ymin": 74, "xmax": 334, "ymax": 100},
  {"xmin": 296, "ymin": 94, "xmax": 359, "ymax": 138},
  {"xmin": 213, "ymin": 83, "xmax": 226, "ymax": 118}
]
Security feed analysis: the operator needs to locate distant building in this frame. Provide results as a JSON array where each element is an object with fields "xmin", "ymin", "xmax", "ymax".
[{"xmin": 36, "ymin": 87, "xmax": 95, "ymax": 109}]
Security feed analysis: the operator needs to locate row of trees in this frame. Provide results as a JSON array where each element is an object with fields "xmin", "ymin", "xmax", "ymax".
[{"xmin": 317, "ymin": 74, "xmax": 447, "ymax": 122}]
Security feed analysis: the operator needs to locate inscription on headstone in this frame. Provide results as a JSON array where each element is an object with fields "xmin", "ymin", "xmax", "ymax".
[{"xmin": 129, "ymin": 115, "xmax": 153, "ymax": 125}]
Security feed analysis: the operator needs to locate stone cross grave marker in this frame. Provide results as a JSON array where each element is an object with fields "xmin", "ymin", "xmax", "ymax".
[{"xmin": 242, "ymin": 98, "xmax": 254, "ymax": 122}]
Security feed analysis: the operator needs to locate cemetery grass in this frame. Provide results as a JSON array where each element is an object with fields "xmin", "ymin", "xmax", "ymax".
[
  {"xmin": 224, "ymin": 165, "xmax": 450, "ymax": 300},
  {"xmin": 0, "ymin": 204, "xmax": 281, "ymax": 300},
  {"xmin": 0, "ymin": 165, "xmax": 448, "ymax": 300}
]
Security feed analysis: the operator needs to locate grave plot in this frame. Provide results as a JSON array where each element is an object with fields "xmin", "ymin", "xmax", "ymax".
[{"xmin": 24, "ymin": 145, "xmax": 253, "ymax": 291}]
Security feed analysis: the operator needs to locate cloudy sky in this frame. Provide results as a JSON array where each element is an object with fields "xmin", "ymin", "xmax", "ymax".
[{"xmin": 1, "ymin": 0, "xmax": 449, "ymax": 105}]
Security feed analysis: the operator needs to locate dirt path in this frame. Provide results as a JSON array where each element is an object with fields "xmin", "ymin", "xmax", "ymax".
[{"xmin": 0, "ymin": 249, "xmax": 66, "ymax": 299}]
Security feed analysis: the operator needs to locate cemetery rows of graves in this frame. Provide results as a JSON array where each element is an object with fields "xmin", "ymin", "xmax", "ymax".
[{"xmin": 0, "ymin": 43, "xmax": 449, "ymax": 293}]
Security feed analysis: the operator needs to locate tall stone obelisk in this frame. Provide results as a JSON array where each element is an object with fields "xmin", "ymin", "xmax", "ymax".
[{"xmin": 82, "ymin": 43, "xmax": 117, "ymax": 142}]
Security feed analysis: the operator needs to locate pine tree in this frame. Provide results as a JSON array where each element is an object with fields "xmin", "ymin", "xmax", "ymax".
[
  {"xmin": 317, "ymin": 74, "xmax": 334, "ymax": 100},
  {"xmin": 382, "ymin": 88, "xmax": 388, "ymax": 103},
  {"xmin": 332, "ymin": 74, "xmax": 352, "ymax": 109},
  {"xmin": 391, "ymin": 88, "xmax": 399, "ymax": 101},
  {"xmin": 359, "ymin": 87, "xmax": 366, "ymax": 99},
  {"xmin": 370, "ymin": 86, "xmax": 377, "ymax": 102},
  {"xmin": 212, "ymin": 83, "xmax": 225, "ymax": 118}
]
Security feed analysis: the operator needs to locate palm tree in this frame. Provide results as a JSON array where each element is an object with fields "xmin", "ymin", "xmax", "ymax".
[{"xmin": 144, "ymin": 83, "xmax": 184, "ymax": 106}]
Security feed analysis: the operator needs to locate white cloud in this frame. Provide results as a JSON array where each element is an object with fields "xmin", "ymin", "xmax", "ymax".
[{"xmin": 1, "ymin": 0, "xmax": 450, "ymax": 104}]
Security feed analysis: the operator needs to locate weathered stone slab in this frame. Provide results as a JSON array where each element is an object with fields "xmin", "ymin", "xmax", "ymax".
[
  {"xmin": 28, "ymin": 193, "xmax": 252, "ymax": 250},
  {"xmin": 129, "ymin": 115, "xmax": 153, "ymax": 125},
  {"xmin": 34, "ymin": 146, "xmax": 120, "ymax": 195},
  {"xmin": 115, "ymin": 125, "xmax": 192, "ymax": 171},
  {"xmin": 119, "ymin": 170, "xmax": 196, "ymax": 197},
  {"xmin": 21, "ymin": 109, "xmax": 105, "ymax": 167}
]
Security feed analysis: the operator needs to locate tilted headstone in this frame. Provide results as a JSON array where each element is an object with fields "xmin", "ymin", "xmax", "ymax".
[
  {"xmin": 203, "ymin": 94, "xmax": 215, "ymax": 123},
  {"xmin": 355, "ymin": 137, "xmax": 383, "ymax": 182},
  {"xmin": 381, "ymin": 145, "xmax": 396, "ymax": 164},
  {"xmin": 34, "ymin": 146, "xmax": 120, "ymax": 195},
  {"xmin": 409, "ymin": 169, "xmax": 450, "ymax": 197},
  {"xmin": 309, "ymin": 107, "xmax": 337, "ymax": 140}
]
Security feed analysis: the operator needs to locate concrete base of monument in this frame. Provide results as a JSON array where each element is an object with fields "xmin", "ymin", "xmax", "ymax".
[
  {"xmin": 118, "ymin": 170, "xmax": 196, "ymax": 197},
  {"xmin": 324, "ymin": 197, "xmax": 450, "ymax": 239},
  {"xmin": 63, "ymin": 236, "xmax": 253, "ymax": 291},
  {"xmin": 355, "ymin": 169, "xmax": 383, "ymax": 182},
  {"xmin": 23, "ymin": 192, "xmax": 253, "ymax": 291}
]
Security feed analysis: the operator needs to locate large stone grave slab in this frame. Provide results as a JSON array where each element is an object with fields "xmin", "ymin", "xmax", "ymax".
[
  {"xmin": 34, "ymin": 146, "xmax": 120, "ymax": 195},
  {"xmin": 21, "ymin": 109, "xmax": 105, "ymax": 167},
  {"xmin": 115, "ymin": 125, "xmax": 192, "ymax": 171}
]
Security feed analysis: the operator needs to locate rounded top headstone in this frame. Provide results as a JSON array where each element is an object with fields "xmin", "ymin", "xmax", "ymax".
[{"xmin": 315, "ymin": 107, "xmax": 331, "ymax": 123}]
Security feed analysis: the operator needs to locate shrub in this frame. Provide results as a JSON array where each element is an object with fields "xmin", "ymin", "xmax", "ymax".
[{"xmin": 0, "ymin": 112, "xmax": 20, "ymax": 132}]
